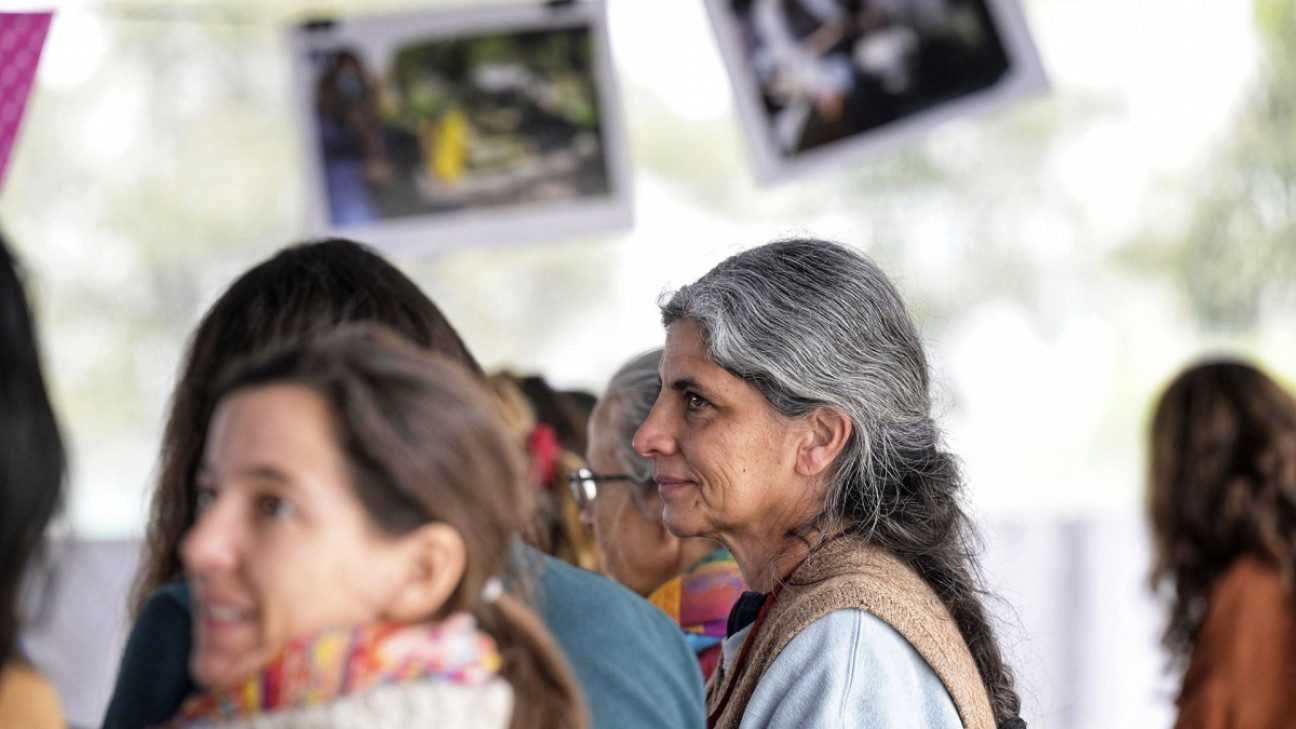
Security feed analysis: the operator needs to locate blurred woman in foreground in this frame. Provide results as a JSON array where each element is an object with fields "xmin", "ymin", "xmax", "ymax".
[
  {"xmin": 1148, "ymin": 360, "xmax": 1296, "ymax": 729},
  {"xmin": 165, "ymin": 327, "xmax": 582, "ymax": 728}
]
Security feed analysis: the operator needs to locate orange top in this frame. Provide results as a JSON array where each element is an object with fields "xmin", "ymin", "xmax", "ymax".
[
  {"xmin": 1175, "ymin": 556, "xmax": 1296, "ymax": 729},
  {"xmin": 0, "ymin": 659, "xmax": 64, "ymax": 729}
]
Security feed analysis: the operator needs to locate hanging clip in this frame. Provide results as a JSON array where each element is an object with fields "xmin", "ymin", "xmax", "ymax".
[{"xmin": 300, "ymin": 17, "xmax": 336, "ymax": 32}]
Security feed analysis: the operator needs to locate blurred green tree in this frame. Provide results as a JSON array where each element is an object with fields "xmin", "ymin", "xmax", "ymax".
[{"xmin": 1125, "ymin": 0, "xmax": 1296, "ymax": 328}]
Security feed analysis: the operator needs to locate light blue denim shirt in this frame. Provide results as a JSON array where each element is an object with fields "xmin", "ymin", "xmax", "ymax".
[{"xmin": 721, "ymin": 609, "xmax": 961, "ymax": 729}]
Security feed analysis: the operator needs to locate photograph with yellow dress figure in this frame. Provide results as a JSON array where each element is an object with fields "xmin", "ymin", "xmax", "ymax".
[{"xmin": 289, "ymin": 2, "xmax": 631, "ymax": 253}]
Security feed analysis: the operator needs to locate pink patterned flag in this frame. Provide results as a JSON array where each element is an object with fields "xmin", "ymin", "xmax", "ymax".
[{"xmin": 0, "ymin": 11, "xmax": 53, "ymax": 193}]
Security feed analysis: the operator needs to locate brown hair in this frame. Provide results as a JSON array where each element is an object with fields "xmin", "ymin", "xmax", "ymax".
[
  {"xmin": 486, "ymin": 372, "xmax": 602, "ymax": 573},
  {"xmin": 215, "ymin": 326, "xmax": 585, "ymax": 729},
  {"xmin": 1148, "ymin": 359, "xmax": 1296, "ymax": 666},
  {"xmin": 532, "ymin": 449, "xmax": 602, "ymax": 573},
  {"xmin": 132, "ymin": 238, "xmax": 479, "ymax": 616}
]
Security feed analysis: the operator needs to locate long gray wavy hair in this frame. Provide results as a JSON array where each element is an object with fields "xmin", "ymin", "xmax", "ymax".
[{"xmin": 660, "ymin": 237, "xmax": 1022, "ymax": 727}]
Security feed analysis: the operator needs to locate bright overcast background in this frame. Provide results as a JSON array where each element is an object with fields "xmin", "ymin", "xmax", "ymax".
[
  {"xmin": 7, "ymin": 0, "xmax": 1296, "ymax": 726},
  {"xmin": 6, "ymin": 0, "xmax": 1289, "ymax": 535}
]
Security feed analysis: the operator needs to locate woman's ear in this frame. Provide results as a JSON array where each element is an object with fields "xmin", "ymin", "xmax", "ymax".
[
  {"xmin": 383, "ymin": 522, "xmax": 467, "ymax": 623},
  {"xmin": 796, "ymin": 406, "xmax": 852, "ymax": 478}
]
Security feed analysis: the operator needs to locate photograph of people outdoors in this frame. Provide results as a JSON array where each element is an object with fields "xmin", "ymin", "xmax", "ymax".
[
  {"xmin": 291, "ymin": 3, "xmax": 630, "ymax": 251},
  {"xmin": 707, "ymin": 0, "xmax": 1047, "ymax": 181}
]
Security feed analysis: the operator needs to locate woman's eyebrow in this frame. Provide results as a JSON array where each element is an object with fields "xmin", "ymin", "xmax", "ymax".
[
  {"xmin": 232, "ymin": 464, "xmax": 293, "ymax": 485},
  {"xmin": 667, "ymin": 376, "xmax": 701, "ymax": 393}
]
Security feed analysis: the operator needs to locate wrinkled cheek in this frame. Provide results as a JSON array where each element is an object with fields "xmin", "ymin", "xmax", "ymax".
[
  {"xmin": 691, "ymin": 483, "xmax": 723, "ymax": 522},
  {"xmin": 603, "ymin": 548, "xmax": 627, "ymax": 584},
  {"xmin": 591, "ymin": 503, "xmax": 616, "ymax": 544}
]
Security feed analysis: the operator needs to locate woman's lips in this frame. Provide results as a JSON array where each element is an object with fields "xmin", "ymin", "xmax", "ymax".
[
  {"xmin": 194, "ymin": 596, "xmax": 254, "ymax": 633},
  {"xmin": 655, "ymin": 476, "xmax": 693, "ymax": 499}
]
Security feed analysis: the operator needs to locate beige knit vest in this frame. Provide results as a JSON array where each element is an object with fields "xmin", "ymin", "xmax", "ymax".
[{"xmin": 705, "ymin": 538, "xmax": 995, "ymax": 729}]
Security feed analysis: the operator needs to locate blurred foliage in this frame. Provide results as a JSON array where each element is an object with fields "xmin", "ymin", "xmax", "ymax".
[{"xmin": 1121, "ymin": 0, "xmax": 1296, "ymax": 329}]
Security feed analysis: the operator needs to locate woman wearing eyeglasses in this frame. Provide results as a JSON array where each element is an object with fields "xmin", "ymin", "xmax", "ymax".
[{"xmin": 572, "ymin": 349, "xmax": 746, "ymax": 680}]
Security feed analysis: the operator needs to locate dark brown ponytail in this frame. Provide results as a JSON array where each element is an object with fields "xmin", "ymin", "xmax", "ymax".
[{"xmin": 476, "ymin": 593, "xmax": 588, "ymax": 729}]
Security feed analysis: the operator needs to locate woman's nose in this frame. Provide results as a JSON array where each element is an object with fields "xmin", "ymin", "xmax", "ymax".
[
  {"xmin": 180, "ymin": 497, "xmax": 240, "ymax": 576},
  {"xmin": 633, "ymin": 401, "xmax": 674, "ymax": 459}
]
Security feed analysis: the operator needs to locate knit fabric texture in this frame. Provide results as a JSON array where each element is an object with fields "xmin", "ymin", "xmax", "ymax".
[
  {"xmin": 649, "ymin": 547, "xmax": 748, "ymax": 679},
  {"xmin": 705, "ymin": 538, "xmax": 994, "ymax": 729}
]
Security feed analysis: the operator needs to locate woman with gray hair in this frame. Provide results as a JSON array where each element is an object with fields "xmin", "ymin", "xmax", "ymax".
[
  {"xmin": 573, "ymin": 349, "xmax": 747, "ymax": 680},
  {"xmin": 634, "ymin": 238, "xmax": 1023, "ymax": 729}
]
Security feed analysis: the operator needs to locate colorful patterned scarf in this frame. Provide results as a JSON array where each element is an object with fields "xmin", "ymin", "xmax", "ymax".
[
  {"xmin": 167, "ymin": 613, "xmax": 500, "ymax": 723},
  {"xmin": 649, "ymin": 548, "xmax": 747, "ymax": 664}
]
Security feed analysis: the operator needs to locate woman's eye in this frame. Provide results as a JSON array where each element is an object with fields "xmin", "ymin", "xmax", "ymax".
[
  {"xmin": 258, "ymin": 495, "xmax": 295, "ymax": 519},
  {"xmin": 685, "ymin": 392, "xmax": 709, "ymax": 410}
]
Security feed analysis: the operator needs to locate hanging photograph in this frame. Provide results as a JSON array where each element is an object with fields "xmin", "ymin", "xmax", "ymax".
[
  {"xmin": 288, "ymin": 1, "xmax": 631, "ymax": 253},
  {"xmin": 705, "ymin": 0, "xmax": 1049, "ymax": 183}
]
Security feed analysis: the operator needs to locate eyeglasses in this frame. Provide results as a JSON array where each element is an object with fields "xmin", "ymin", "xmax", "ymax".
[{"xmin": 566, "ymin": 467, "xmax": 634, "ymax": 509}]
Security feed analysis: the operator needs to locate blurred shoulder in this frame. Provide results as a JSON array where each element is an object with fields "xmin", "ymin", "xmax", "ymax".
[
  {"xmin": 103, "ymin": 580, "xmax": 196, "ymax": 729},
  {"xmin": 517, "ymin": 545, "xmax": 706, "ymax": 729},
  {"xmin": 532, "ymin": 548, "xmax": 684, "ymax": 635},
  {"xmin": 0, "ymin": 660, "xmax": 64, "ymax": 729},
  {"xmin": 130, "ymin": 580, "xmax": 194, "ymax": 644},
  {"xmin": 1212, "ymin": 557, "xmax": 1288, "ymax": 614},
  {"xmin": 147, "ymin": 580, "xmax": 193, "ymax": 611}
]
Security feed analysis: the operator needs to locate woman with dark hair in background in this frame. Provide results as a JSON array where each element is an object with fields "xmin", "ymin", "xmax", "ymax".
[
  {"xmin": 517, "ymin": 374, "xmax": 595, "ymax": 457},
  {"xmin": 1148, "ymin": 360, "xmax": 1296, "ymax": 729},
  {"xmin": 577, "ymin": 348, "xmax": 746, "ymax": 680},
  {"xmin": 488, "ymin": 372, "xmax": 603, "ymax": 573},
  {"xmin": 0, "ymin": 233, "xmax": 67, "ymax": 727},
  {"xmin": 634, "ymin": 237, "xmax": 1023, "ymax": 728},
  {"xmin": 130, "ymin": 238, "xmax": 479, "ymax": 619},
  {"xmin": 103, "ymin": 238, "xmax": 704, "ymax": 729}
]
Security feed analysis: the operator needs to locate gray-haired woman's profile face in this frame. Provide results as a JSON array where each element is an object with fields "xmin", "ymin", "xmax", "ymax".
[{"xmin": 632, "ymin": 319, "xmax": 823, "ymax": 550}]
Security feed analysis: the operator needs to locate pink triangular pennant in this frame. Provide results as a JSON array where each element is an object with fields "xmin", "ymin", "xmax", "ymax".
[{"xmin": 0, "ymin": 11, "xmax": 53, "ymax": 194}]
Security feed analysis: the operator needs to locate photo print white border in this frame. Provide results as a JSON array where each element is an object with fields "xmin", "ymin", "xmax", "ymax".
[
  {"xmin": 704, "ymin": 0, "xmax": 1050, "ymax": 184},
  {"xmin": 288, "ymin": 0, "xmax": 632, "ymax": 255}
]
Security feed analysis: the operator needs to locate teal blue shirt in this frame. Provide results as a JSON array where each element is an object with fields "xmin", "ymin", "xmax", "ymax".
[{"xmin": 102, "ymin": 544, "xmax": 705, "ymax": 729}]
